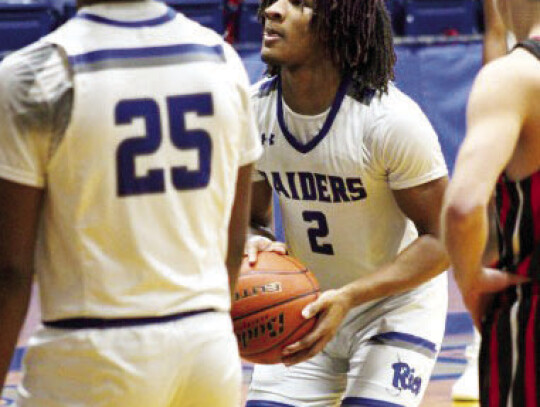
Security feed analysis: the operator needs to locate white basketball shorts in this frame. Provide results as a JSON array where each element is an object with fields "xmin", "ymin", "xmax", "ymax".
[
  {"xmin": 17, "ymin": 311, "xmax": 241, "ymax": 407},
  {"xmin": 247, "ymin": 273, "xmax": 448, "ymax": 407}
]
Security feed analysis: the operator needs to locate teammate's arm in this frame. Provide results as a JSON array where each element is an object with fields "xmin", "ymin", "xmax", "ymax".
[
  {"xmin": 245, "ymin": 180, "xmax": 287, "ymax": 263},
  {"xmin": 442, "ymin": 58, "xmax": 530, "ymax": 327},
  {"xmin": 0, "ymin": 179, "xmax": 42, "ymax": 387},
  {"xmin": 227, "ymin": 164, "xmax": 255, "ymax": 295},
  {"xmin": 250, "ymin": 179, "xmax": 273, "ymax": 233}
]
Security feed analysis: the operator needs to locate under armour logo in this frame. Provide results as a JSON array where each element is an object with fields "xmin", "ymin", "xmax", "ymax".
[{"xmin": 261, "ymin": 133, "xmax": 275, "ymax": 146}]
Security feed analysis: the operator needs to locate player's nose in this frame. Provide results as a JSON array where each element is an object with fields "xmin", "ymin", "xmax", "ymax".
[{"xmin": 264, "ymin": 0, "xmax": 286, "ymax": 21}]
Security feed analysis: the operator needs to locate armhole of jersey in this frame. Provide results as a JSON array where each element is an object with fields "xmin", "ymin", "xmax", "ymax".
[
  {"xmin": 42, "ymin": 41, "xmax": 75, "ymax": 164},
  {"xmin": 512, "ymin": 39, "xmax": 540, "ymax": 61}
]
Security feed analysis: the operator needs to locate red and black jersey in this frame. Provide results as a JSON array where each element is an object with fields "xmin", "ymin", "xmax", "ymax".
[
  {"xmin": 481, "ymin": 37, "xmax": 540, "ymax": 407},
  {"xmin": 495, "ymin": 172, "xmax": 540, "ymax": 279},
  {"xmin": 495, "ymin": 38, "xmax": 540, "ymax": 280}
]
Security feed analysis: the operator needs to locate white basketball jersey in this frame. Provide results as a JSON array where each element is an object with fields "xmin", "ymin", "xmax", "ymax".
[
  {"xmin": 252, "ymin": 77, "xmax": 447, "ymax": 291},
  {"xmin": 0, "ymin": 1, "xmax": 261, "ymax": 320}
]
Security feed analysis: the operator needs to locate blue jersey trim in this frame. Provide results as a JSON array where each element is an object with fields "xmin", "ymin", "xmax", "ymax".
[
  {"xmin": 277, "ymin": 75, "xmax": 349, "ymax": 154},
  {"xmin": 8, "ymin": 347, "xmax": 25, "ymax": 371},
  {"xmin": 257, "ymin": 76, "xmax": 278, "ymax": 97},
  {"xmin": 342, "ymin": 396, "xmax": 404, "ymax": 406},
  {"xmin": 75, "ymin": 8, "xmax": 176, "ymax": 28},
  {"xmin": 246, "ymin": 401, "xmax": 295, "ymax": 407},
  {"xmin": 68, "ymin": 43, "xmax": 225, "ymax": 67},
  {"xmin": 369, "ymin": 331, "xmax": 438, "ymax": 354},
  {"xmin": 43, "ymin": 308, "xmax": 215, "ymax": 329}
]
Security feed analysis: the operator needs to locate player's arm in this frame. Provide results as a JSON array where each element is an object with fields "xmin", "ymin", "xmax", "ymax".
[
  {"xmin": 337, "ymin": 97, "xmax": 454, "ymax": 305},
  {"xmin": 250, "ymin": 178, "xmax": 273, "ymax": 236},
  {"xmin": 282, "ymin": 175, "xmax": 449, "ymax": 365},
  {"xmin": 245, "ymin": 179, "xmax": 287, "ymax": 263},
  {"xmin": 0, "ymin": 179, "xmax": 42, "ymax": 387},
  {"xmin": 345, "ymin": 176, "xmax": 450, "ymax": 305},
  {"xmin": 227, "ymin": 164, "xmax": 256, "ymax": 295},
  {"xmin": 442, "ymin": 59, "xmax": 529, "ymax": 325}
]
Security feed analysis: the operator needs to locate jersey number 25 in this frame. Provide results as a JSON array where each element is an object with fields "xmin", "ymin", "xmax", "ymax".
[{"xmin": 115, "ymin": 93, "xmax": 213, "ymax": 197}]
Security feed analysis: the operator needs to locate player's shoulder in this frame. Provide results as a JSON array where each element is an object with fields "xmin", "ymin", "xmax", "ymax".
[
  {"xmin": 0, "ymin": 40, "xmax": 66, "ymax": 98},
  {"xmin": 170, "ymin": 16, "xmax": 247, "ymax": 78},
  {"xmin": 1, "ymin": 39, "xmax": 56, "ymax": 69},
  {"xmin": 361, "ymin": 83, "xmax": 438, "ymax": 151},
  {"xmin": 174, "ymin": 14, "xmax": 229, "ymax": 53},
  {"xmin": 368, "ymin": 82, "xmax": 426, "ymax": 125},
  {"xmin": 180, "ymin": 14, "xmax": 224, "ymax": 45},
  {"xmin": 476, "ymin": 50, "xmax": 539, "ymax": 92}
]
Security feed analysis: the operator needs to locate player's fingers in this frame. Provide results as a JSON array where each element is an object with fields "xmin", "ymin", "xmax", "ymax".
[
  {"xmin": 302, "ymin": 301, "xmax": 320, "ymax": 319},
  {"xmin": 482, "ymin": 268, "xmax": 530, "ymax": 293},
  {"xmin": 282, "ymin": 333, "xmax": 317, "ymax": 355},
  {"xmin": 268, "ymin": 242, "xmax": 288, "ymax": 254},
  {"xmin": 282, "ymin": 336, "xmax": 328, "ymax": 366},
  {"xmin": 244, "ymin": 236, "xmax": 271, "ymax": 264},
  {"xmin": 246, "ymin": 245, "xmax": 259, "ymax": 264},
  {"xmin": 302, "ymin": 290, "xmax": 336, "ymax": 319},
  {"xmin": 282, "ymin": 315, "xmax": 333, "ymax": 356}
]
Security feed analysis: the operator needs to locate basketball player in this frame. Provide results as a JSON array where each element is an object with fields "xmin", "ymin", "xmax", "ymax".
[
  {"xmin": 442, "ymin": 0, "xmax": 540, "ymax": 404},
  {"xmin": 0, "ymin": 0, "xmax": 261, "ymax": 405},
  {"xmin": 451, "ymin": 0, "xmax": 512, "ymax": 401},
  {"xmin": 244, "ymin": 0, "xmax": 450, "ymax": 406}
]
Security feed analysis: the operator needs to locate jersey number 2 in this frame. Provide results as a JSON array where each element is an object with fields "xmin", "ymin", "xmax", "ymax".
[
  {"xmin": 115, "ymin": 94, "xmax": 213, "ymax": 197},
  {"xmin": 302, "ymin": 210, "xmax": 334, "ymax": 255}
]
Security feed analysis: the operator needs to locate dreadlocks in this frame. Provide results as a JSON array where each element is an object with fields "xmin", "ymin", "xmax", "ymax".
[{"xmin": 258, "ymin": 0, "xmax": 396, "ymax": 94}]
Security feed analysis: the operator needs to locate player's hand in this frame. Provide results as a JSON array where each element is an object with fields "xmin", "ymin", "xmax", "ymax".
[
  {"xmin": 244, "ymin": 235, "xmax": 287, "ymax": 265},
  {"xmin": 457, "ymin": 267, "xmax": 529, "ymax": 330},
  {"xmin": 281, "ymin": 289, "xmax": 352, "ymax": 366}
]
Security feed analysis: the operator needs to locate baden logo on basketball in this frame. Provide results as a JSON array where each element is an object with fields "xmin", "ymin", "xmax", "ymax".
[{"xmin": 236, "ymin": 312, "xmax": 285, "ymax": 349}]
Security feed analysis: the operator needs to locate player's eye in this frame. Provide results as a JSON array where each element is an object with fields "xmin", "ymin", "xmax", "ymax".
[
  {"xmin": 262, "ymin": 0, "xmax": 278, "ymax": 10},
  {"xmin": 289, "ymin": 0, "xmax": 305, "ymax": 8}
]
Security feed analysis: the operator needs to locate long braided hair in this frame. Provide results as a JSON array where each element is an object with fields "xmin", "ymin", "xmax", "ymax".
[{"xmin": 258, "ymin": 0, "xmax": 396, "ymax": 94}]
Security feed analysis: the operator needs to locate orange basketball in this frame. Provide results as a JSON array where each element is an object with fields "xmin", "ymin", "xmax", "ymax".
[{"xmin": 231, "ymin": 251, "xmax": 320, "ymax": 364}]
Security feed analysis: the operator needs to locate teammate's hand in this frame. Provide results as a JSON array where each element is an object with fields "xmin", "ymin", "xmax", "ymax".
[
  {"xmin": 244, "ymin": 235, "xmax": 287, "ymax": 265},
  {"xmin": 281, "ymin": 289, "xmax": 352, "ymax": 366},
  {"xmin": 458, "ymin": 267, "xmax": 529, "ymax": 330}
]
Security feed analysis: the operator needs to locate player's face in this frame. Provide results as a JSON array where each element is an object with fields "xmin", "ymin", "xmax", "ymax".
[{"xmin": 261, "ymin": 0, "xmax": 326, "ymax": 69}]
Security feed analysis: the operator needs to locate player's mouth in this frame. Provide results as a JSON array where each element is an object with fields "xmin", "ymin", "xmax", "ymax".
[{"xmin": 263, "ymin": 27, "xmax": 284, "ymax": 44}]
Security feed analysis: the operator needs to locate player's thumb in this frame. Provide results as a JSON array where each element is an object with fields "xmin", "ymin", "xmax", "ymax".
[
  {"xmin": 302, "ymin": 289, "xmax": 339, "ymax": 319},
  {"xmin": 302, "ymin": 300, "xmax": 321, "ymax": 319}
]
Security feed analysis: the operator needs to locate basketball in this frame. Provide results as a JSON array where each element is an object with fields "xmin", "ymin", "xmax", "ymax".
[{"xmin": 231, "ymin": 251, "xmax": 320, "ymax": 364}]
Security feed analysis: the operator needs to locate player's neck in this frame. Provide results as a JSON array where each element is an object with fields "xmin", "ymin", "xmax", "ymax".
[
  {"xmin": 509, "ymin": 16, "xmax": 540, "ymax": 42},
  {"xmin": 77, "ymin": 0, "xmax": 147, "ymax": 8},
  {"xmin": 280, "ymin": 65, "xmax": 341, "ymax": 116}
]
